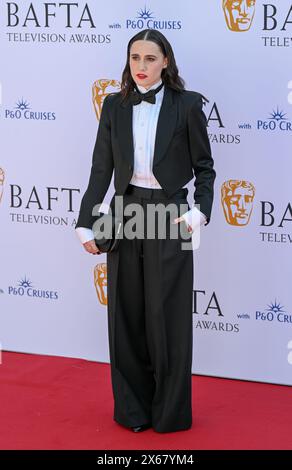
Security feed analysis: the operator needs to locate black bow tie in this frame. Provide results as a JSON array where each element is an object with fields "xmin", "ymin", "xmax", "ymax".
[{"xmin": 130, "ymin": 81, "xmax": 164, "ymax": 105}]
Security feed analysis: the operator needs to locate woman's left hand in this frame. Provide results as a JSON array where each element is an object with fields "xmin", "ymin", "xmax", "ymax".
[{"xmin": 173, "ymin": 217, "xmax": 193, "ymax": 234}]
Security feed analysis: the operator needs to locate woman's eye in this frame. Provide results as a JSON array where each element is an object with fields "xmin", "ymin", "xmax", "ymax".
[{"xmin": 131, "ymin": 57, "xmax": 155, "ymax": 61}]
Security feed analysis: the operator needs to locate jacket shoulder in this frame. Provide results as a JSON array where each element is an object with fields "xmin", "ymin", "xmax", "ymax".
[{"xmin": 104, "ymin": 91, "xmax": 122, "ymax": 103}]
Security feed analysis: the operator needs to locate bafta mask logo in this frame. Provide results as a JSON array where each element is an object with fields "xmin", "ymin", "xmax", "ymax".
[
  {"xmin": 0, "ymin": 168, "xmax": 5, "ymax": 204},
  {"xmin": 92, "ymin": 79, "xmax": 120, "ymax": 121},
  {"xmin": 221, "ymin": 179, "xmax": 255, "ymax": 226},
  {"xmin": 223, "ymin": 0, "xmax": 256, "ymax": 32},
  {"xmin": 94, "ymin": 262, "xmax": 107, "ymax": 305}
]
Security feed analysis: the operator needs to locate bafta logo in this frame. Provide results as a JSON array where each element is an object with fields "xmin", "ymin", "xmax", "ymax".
[
  {"xmin": 94, "ymin": 263, "xmax": 107, "ymax": 305},
  {"xmin": 0, "ymin": 167, "xmax": 4, "ymax": 203},
  {"xmin": 92, "ymin": 79, "xmax": 120, "ymax": 121},
  {"xmin": 221, "ymin": 180, "xmax": 255, "ymax": 226},
  {"xmin": 223, "ymin": 0, "xmax": 256, "ymax": 32}
]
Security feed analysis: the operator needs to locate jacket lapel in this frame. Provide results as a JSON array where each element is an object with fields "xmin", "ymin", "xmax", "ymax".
[{"xmin": 117, "ymin": 84, "xmax": 177, "ymax": 169}]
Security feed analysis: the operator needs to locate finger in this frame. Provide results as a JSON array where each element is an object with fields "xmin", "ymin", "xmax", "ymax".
[
  {"xmin": 173, "ymin": 218, "xmax": 193, "ymax": 233},
  {"xmin": 84, "ymin": 245, "xmax": 98, "ymax": 254},
  {"xmin": 172, "ymin": 216, "xmax": 184, "ymax": 224},
  {"xmin": 84, "ymin": 241, "xmax": 99, "ymax": 253},
  {"xmin": 90, "ymin": 242, "xmax": 100, "ymax": 253}
]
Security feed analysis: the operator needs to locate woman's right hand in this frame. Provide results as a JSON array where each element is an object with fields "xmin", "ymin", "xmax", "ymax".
[{"xmin": 83, "ymin": 239, "xmax": 101, "ymax": 255}]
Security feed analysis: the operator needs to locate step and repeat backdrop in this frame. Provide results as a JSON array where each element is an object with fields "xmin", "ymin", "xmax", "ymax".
[{"xmin": 0, "ymin": 1, "xmax": 291, "ymax": 385}]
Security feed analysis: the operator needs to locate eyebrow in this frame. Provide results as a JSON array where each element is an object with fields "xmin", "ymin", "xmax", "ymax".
[{"xmin": 130, "ymin": 53, "xmax": 157, "ymax": 58}]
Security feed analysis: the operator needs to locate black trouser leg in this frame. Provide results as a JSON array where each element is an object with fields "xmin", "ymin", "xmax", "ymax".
[
  {"xmin": 107, "ymin": 232, "xmax": 155, "ymax": 427},
  {"xmin": 106, "ymin": 190, "xmax": 193, "ymax": 432}
]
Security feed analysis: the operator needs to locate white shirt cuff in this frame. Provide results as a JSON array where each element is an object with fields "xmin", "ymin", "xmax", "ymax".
[
  {"xmin": 181, "ymin": 206, "xmax": 207, "ymax": 232},
  {"xmin": 75, "ymin": 227, "xmax": 94, "ymax": 244}
]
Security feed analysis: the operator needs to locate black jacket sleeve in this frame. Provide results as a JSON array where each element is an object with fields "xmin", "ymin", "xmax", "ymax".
[
  {"xmin": 187, "ymin": 94, "xmax": 216, "ymax": 225},
  {"xmin": 75, "ymin": 94, "xmax": 114, "ymax": 229}
]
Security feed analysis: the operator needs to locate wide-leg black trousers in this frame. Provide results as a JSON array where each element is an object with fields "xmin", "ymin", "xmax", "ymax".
[{"xmin": 106, "ymin": 184, "xmax": 194, "ymax": 433}]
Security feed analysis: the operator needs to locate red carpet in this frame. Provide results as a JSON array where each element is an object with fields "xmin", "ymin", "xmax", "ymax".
[{"xmin": 0, "ymin": 351, "xmax": 291, "ymax": 450}]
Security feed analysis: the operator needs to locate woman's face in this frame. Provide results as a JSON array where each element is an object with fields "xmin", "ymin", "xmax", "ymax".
[{"xmin": 129, "ymin": 40, "xmax": 168, "ymax": 90}]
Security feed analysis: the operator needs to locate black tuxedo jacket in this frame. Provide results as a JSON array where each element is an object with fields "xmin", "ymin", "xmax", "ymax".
[{"xmin": 75, "ymin": 85, "xmax": 216, "ymax": 229}]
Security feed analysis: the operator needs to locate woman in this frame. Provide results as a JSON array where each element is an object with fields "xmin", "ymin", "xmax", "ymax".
[{"xmin": 76, "ymin": 29, "xmax": 216, "ymax": 433}]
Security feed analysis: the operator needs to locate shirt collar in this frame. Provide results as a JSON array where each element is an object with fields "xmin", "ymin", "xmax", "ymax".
[{"xmin": 135, "ymin": 78, "xmax": 163, "ymax": 94}]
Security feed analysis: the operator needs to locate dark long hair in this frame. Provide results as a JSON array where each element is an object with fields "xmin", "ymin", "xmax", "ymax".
[{"xmin": 120, "ymin": 29, "xmax": 186, "ymax": 102}]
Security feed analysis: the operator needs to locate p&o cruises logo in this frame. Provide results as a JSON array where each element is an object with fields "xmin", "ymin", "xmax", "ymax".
[
  {"xmin": 257, "ymin": 107, "xmax": 292, "ymax": 132},
  {"xmin": 4, "ymin": 98, "xmax": 56, "ymax": 121},
  {"xmin": 126, "ymin": 6, "xmax": 182, "ymax": 30},
  {"xmin": 238, "ymin": 300, "xmax": 292, "ymax": 325},
  {"xmin": 7, "ymin": 276, "xmax": 59, "ymax": 300}
]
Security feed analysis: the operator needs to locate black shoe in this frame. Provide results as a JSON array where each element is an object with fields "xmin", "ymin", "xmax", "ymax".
[{"xmin": 131, "ymin": 423, "xmax": 152, "ymax": 432}]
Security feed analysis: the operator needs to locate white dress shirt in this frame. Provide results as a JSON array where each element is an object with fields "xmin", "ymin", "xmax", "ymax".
[{"xmin": 76, "ymin": 78, "xmax": 206, "ymax": 244}]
